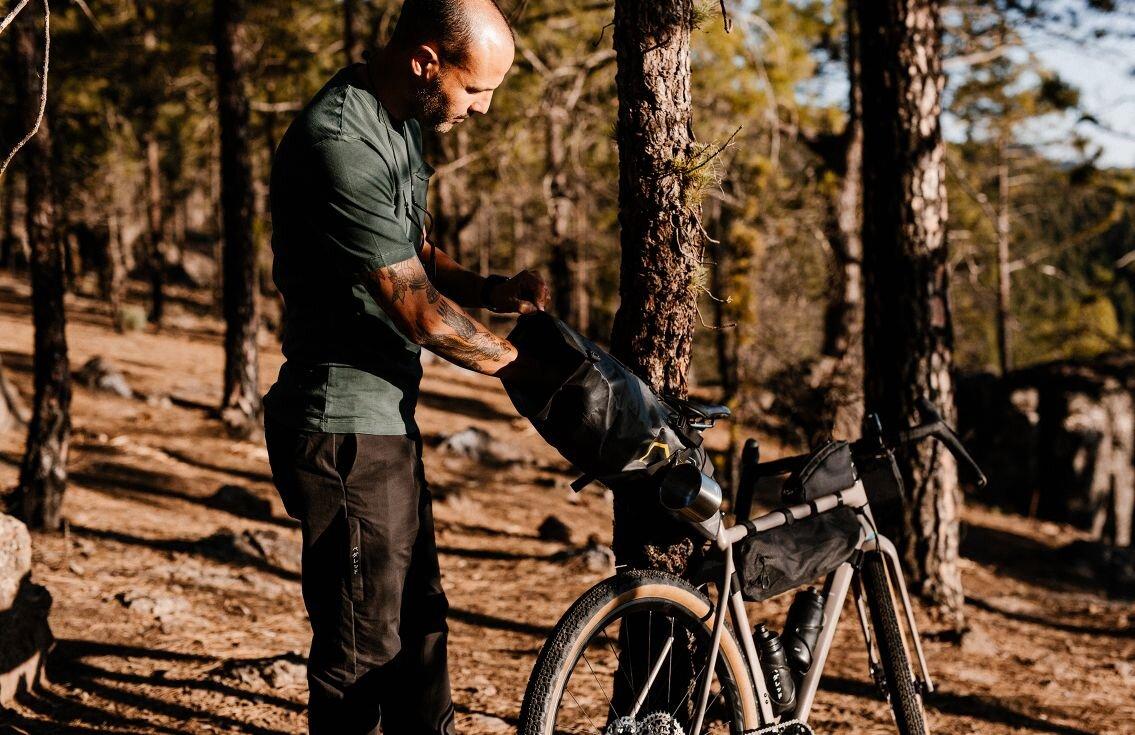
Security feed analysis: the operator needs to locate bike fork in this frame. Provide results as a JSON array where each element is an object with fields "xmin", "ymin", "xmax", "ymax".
[{"xmin": 866, "ymin": 538, "xmax": 935, "ymax": 694}]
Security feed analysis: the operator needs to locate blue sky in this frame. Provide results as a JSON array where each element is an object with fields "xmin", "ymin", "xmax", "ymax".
[{"xmin": 1022, "ymin": 17, "xmax": 1135, "ymax": 168}]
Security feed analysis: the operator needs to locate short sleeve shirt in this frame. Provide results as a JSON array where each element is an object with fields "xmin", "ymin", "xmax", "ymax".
[{"xmin": 264, "ymin": 64, "xmax": 434, "ymax": 435}]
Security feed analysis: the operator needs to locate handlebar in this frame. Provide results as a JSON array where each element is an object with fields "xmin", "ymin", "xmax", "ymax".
[
  {"xmin": 895, "ymin": 398, "xmax": 988, "ymax": 488},
  {"xmin": 747, "ymin": 397, "xmax": 988, "ymax": 488}
]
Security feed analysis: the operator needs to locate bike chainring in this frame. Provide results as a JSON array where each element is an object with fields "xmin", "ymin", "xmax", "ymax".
[
  {"xmin": 605, "ymin": 712, "xmax": 686, "ymax": 735},
  {"xmin": 746, "ymin": 719, "xmax": 816, "ymax": 735}
]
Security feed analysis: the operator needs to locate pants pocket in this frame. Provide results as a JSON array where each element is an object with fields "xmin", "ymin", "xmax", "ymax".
[{"xmin": 348, "ymin": 515, "xmax": 364, "ymax": 602}]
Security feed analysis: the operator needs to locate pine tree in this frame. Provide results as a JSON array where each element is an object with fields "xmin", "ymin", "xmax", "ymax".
[
  {"xmin": 215, "ymin": 0, "xmax": 261, "ymax": 437},
  {"xmin": 855, "ymin": 0, "xmax": 966, "ymax": 628},
  {"xmin": 10, "ymin": 0, "xmax": 72, "ymax": 530}
]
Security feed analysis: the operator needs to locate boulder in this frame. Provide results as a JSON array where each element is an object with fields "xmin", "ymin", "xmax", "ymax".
[
  {"xmin": 537, "ymin": 515, "xmax": 572, "ymax": 543},
  {"xmin": 957, "ymin": 357, "xmax": 1135, "ymax": 546},
  {"xmin": 0, "ymin": 514, "xmax": 52, "ymax": 708},
  {"xmin": 0, "ymin": 514, "xmax": 32, "ymax": 610}
]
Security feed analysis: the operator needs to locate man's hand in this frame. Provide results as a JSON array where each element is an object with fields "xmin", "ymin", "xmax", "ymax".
[{"xmin": 489, "ymin": 270, "xmax": 550, "ymax": 314}]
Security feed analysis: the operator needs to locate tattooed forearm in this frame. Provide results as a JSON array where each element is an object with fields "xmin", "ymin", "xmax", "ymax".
[
  {"xmin": 418, "ymin": 328, "xmax": 513, "ymax": 372},
  {"xmin": 378, "ymin": 260, "xmax": 440, "ymax": 304},
  {"xmin": 368, "ymin": 257, "xmax": 516, "ymax": 374}
]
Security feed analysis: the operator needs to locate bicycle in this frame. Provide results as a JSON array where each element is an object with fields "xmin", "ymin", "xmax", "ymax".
[{"xmin": 518, "ymin": 397, "xmax": 987, "ymax": 735}]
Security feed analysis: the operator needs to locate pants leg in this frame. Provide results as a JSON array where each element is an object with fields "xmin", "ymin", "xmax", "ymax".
[{"xmin": 265, "ymin": 421, "xmax": 454, "ymax": 735}]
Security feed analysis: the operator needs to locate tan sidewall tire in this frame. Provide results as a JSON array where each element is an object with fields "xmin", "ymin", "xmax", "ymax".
[{"xmin": 519, "ymin": 569, "xmax": 761, "ymax": 735}]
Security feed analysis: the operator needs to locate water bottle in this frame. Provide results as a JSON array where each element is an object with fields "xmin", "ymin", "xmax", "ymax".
[
  {"xmin": 753, "ymin": 624, "xmax": 796, "ymax": 713},
  {"xmin": 782, "ymin": 587, "xmax": 825, "ymax": 676}
]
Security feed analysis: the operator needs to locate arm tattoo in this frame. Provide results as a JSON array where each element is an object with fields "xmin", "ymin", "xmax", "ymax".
[
  {"xmin": 378, "ymin": 260, "xmax": 440, "ymax": 305},
  {"xmin": 418, "ymin": 330, "xmax": 512, "ymax": 373},
  {"xmin": 374, "ymin": 259, "xmax": 511, "ymax": 373}
]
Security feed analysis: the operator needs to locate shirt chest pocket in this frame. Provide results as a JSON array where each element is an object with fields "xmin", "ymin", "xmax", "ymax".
[{"xmin": 400, "ymin": 167, "xmax": 433, "ymax": 246}]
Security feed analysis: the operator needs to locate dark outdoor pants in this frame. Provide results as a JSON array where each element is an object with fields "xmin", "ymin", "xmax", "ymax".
[{"xmin": 265, "ymin": 420, "xmax": 456, "ymax": 735}]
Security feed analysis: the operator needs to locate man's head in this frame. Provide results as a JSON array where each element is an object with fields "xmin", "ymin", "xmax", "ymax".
[{"xmin": 387, "ymin": 0, "xmax": 515, "ymax": 133}]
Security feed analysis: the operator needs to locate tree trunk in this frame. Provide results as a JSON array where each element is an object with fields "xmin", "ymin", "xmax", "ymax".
[
  {"xmin": 424, "ymin": 127, "xmax": 477, "ymax": 263},
  {"xmin": 545, "ymin": 108, "xmax": 586, "ymax": 330},
  {"xmin": 1, "ymin": 171, "xmax": 27, "ymax": 271},
  {"xmin": 215, "ymin": 0, "xmax": 261, "ymax": 437},
  {"xmin": 1, "ymin": 172, "xmax": 15, "ymax": 269},
  {"xmin": 856, "ymin": 0, "xmax": 965, "ymax": 628},
  {"xmin": 104, "ymin": 210, "xmax": 127, "ymax": 330},
  {"xmin": 0, "ymin": 356, "xmax": 29, "ymax": 433},
  {"xmin": 11, "ymin": 3, "xmax": 72, "ymax": 531},
  {"xmin": 143, "ymin": 133, "xmax": 166, "ymax": 325},
  {"xmin": 343, "ymin": 0, "xmax": 360, "ymax": 64},
  {"xmin": 814, "ymin": 3, "xmax": 865, "ymax": 440},
  {"xmin": 609, "ymin": 0, "xmax": 701, "ymax": 573},
  {"xmin": 995, "ymin": 142, "xmax": 1011, "ymax": 376}
]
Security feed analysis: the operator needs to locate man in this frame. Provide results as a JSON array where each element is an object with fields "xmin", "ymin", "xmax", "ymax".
[{"xmin": 263, "ymin": 1, "xmax": 546, "ymax": 732}]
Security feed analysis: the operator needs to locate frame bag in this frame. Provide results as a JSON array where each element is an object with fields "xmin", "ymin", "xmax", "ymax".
[{"xmin": 735, "ymin": 506, "xmax": 863, "ymax": 602}]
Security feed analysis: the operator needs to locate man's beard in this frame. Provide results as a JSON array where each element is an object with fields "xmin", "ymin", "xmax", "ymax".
[{"xmin": 412, "ymin": 76, "xmax": 456, "ymax": 133}]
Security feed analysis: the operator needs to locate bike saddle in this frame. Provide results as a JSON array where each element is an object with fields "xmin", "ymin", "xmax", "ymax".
[{"xmin": 664, "ymin": 395, "xmax": 732, "ymax": 422}]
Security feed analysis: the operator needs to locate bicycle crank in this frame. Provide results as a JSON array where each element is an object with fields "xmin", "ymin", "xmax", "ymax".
[{"xmin": 605, "ymin": 712, "xmax": 686, "ymax": 735}]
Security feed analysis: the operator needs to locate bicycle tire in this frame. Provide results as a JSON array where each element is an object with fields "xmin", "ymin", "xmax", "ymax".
[
  {"xmin": 861, "ymin": 552, "xmax": 929, "ymax": 735},
  {"xmin": 519, "ymin": 568, "xmax": 760, "ymax": 735}
]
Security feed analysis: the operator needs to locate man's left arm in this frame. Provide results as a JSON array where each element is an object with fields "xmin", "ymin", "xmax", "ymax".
[{"xmin": 418, "ymin": 237, "xmax": 550, "ymax": 314}]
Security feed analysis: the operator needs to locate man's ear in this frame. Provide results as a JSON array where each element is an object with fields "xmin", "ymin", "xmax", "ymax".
[{"xmin": 409, "ymin": 43, "xmax": 441, "ymax": 81}]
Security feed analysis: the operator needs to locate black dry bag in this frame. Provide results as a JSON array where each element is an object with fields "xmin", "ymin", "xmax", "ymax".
[{"xmin": 501, "ymin": 312, "xmax": 686, "ymax": 486}]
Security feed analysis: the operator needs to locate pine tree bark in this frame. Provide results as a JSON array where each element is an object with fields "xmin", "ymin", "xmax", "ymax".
[
  {"xmin": 545, "ymin": 107, "xmax": 587, "ymax": 332},
  {"xmin": 609, "ymin": 0, "xmax": 701, "ymax": 573},
  {"xmin": 144, "ymin": 133, "xmax": 165, "ymax": 322},
  {"xmin": 814, "ymin": 2, "xmax": 865, "ymax": 440},
  {"xmin": 214, "ymin": 0, "xmax": 261, "ymax": 437},
  {"xmin": 855, "ymin": 0, "xmax": 965, "ymax": 628},
  {"xmin": 11, "ymin": 3, "xmax": 72, "ymax": 530}
]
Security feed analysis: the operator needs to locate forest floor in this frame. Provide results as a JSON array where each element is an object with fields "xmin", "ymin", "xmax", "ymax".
[{"xmin": 0, "ymin": 273, "xmax": 1133, "ymax": 735}]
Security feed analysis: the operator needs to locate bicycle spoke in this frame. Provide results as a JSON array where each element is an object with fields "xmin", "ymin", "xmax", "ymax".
[
  {"xmin": 580, "ymin": 649, "xmax": 617, "ymax": 721},
  {"xmin": 547, "ymin": 598, "xmax": 740, "ymax": 735},
  {"xmin": 564, "ymin": 682, "xmax": 605, "ymax": 735},
  {"xmin": 603, "ymin": 631, "xmax": 636, "ymax": 705}
]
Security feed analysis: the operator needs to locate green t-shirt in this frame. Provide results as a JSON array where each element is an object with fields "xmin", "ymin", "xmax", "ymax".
[{"xmin": 264, "ymin": 64, "xmax": 434, "ymax": 436}]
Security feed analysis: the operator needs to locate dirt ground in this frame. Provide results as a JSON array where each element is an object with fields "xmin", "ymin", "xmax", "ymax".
[{"xmin": 0, "ymin": 274, "xmax": 1132, "ymax": 735}]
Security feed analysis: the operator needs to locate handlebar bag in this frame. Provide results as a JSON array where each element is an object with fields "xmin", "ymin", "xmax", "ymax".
[
  {"xmin": 500, "ymin": 312, "xmax": 686, "ymax": 484},
  {"xmin": 734, "ymin": 506, "xmax": 862, "ymax": 601}
]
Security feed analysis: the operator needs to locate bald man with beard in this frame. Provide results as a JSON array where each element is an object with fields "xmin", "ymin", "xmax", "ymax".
[{"xmin": 263, "ymin": 1, "xmax": 548, "ymax": 732}]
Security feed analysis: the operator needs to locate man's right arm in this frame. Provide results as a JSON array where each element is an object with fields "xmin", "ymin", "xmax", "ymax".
[{"xmin": 365, "ymin": 254, "xmax": 520, "ymax": 376}]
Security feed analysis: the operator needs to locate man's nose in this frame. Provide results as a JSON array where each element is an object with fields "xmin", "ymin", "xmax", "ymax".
[{"xmin": 470, "ymin": 91, "xmax": 494, "ymax": 115}]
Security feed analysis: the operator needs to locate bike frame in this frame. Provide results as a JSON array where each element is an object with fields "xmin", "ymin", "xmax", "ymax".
[{"xmin": 685, "ymin": 480, "xmax": 933, "ymax": 734}]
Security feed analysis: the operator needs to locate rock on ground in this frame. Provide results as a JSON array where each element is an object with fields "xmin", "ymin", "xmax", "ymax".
[
  {"xmin": 537, "ymin": 515, "xmax": 572, "ymax": 543},
  {"xmin": 0, "ymin": 514, "xmax": 52, "ymax": 708},
  {"xmin": 0, "ymin": 514, "xmax": 32, "ymax": 610},
  {"xmin": 213, "ymin": 652, "xmax": 307, "ymax": 690},
  {"xmin": 75, "ymin": 356, "xmax": 133, "ymax": 398},
  {"xmin": 439, "ymin": 426, "xmax": 528, "ymax": 467}
]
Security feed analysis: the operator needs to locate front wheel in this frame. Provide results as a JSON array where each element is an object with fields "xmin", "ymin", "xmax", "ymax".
[
  {"xmin": 519, "ymin": 569, "xmax": 760, "ymax": 735},
  {"xmin": 861, "ymin": 552, "xmax": 930, "ymax": 735}
]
